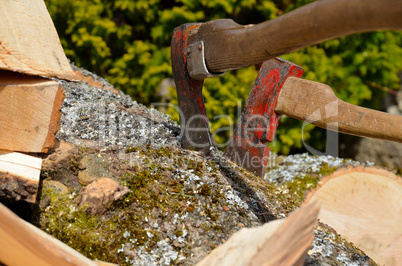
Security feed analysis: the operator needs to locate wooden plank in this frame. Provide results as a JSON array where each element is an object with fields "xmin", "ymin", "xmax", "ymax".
[
  {"xmin": 0, "ymin": 150, "xmax": 42, "ymax": 203},
  {"xmin": 304, "ymin": 166, "xmax": 402, "ymax": 266},
  {"xmin": 0, "ymin": 0, "xmax": 75, "ymax": 80},
  {"xmin": 0, "ymin": 202, "xmax": 97, "ymax": 266},
  {"xmin": 0, "ymin": 70, "xmax": 65, "ymax": 153},
  {"xmin": 197, "ymin": 201, "xmax": 320, "ymax": 266}
]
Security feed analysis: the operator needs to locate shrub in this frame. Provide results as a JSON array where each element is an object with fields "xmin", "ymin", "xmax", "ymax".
[{"xmin": 46, "ymin": 0, "xmax": 402, "ymax": 154}]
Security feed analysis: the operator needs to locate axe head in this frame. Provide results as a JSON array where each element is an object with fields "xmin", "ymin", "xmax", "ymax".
[
  {"xmin": 224, "ymin": 58, "xmax": 304, "ymax": 177},
  {"xmin": 171, "ymin": 24, "xmax": 212, "ymax": 150}
]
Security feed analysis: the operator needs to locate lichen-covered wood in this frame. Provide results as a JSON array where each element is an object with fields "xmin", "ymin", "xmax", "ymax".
[
  {"xmin": 0, "ymin": 68, "xmax": 374, "ymax": 265},
  {"xmin": 38, "ymin": 142, "xmax": 376, "ymax": 265},
  {"xmin": 33, "ymin": 69, "xmax": 378, "ymax": 265},
  {"xmin": 304, "ymin": 166, "xmax": 402, "ymax": 265}
]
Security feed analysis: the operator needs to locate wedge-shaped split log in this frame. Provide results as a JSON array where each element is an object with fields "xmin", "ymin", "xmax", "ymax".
[
  {"xmin": 0, "ymin": 202, "xmax": 101, "ymax": 265},
  {"xmin": 0, "ymin": 71, "xmax": 65, "ymax": 153},
  {"xmin": 224, "ymin": 58, "xmax": 303, "ymax": 177},
  {"xmin": 197, "ymin": 201, "xmax": 320, "ymax": 266},
  {"xmin": 0, "ymin": 150, "xmax": 42, "ymax": 203},
  {"xmin": 0, "ymin": 0, "xmax": 76, "ymax": 80}
]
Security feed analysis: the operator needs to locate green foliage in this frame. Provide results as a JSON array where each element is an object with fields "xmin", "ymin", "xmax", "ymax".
[{"xmin": 46, "ymin": 0, "xmax": 402, "ymax": 154}]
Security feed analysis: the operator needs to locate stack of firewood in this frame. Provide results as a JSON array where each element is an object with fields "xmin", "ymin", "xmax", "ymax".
[
  {"xmin": 0, "ymin": 1, "xmax": 118, "ymax": 265},
  {"xmin": 0, "ymin": 0, "xmax": 76, "ymax": 203}
]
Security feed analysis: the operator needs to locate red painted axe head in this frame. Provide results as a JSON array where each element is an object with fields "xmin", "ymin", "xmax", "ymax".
[
  {"xmin": 171, "ymin": 24, "xmax": 212, "ymax": 151},
  {"xmin": 224, "ymin": 58, "xmax": 304, "ymax": 177}
]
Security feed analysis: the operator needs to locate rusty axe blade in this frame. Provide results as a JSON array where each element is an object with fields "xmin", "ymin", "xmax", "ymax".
[
  {"xmin": 171, "ymin": 24, "xmax": 213, "ymax": 151},
  {"xmin": 224, "ymin": 58, "xmax": 304, "ymax": 177}
]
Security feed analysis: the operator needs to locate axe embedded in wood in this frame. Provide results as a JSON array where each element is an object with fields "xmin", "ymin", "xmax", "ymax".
[
  {"xmin": 225, "ymin": 59, "xmax": 402, "ymax": 177},
  {"xmin": 171, "ymin": 24, "xmax": 214, "ymax": 151},
  {"xmin": 171, "ymin": 0, "xmax": 402, "ymax": 151},
  {"xmin": 224, "ymin": 58, "xmax": 303, "ymax": 177}
]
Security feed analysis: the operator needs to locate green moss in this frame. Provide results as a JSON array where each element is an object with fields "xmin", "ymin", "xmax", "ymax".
[
  {"xmin": 188, "ymin": 160, "xmax": 204, "ymax": 176},
  {"xmin": 211, "ymin": 224, "xmax": 222, "ymax": 231},
  {"xmin": 211, "ymin": 189, "xmax": 224, "ymax": 204},
  {"xmin": 40, "ymin": 187, "xmax": 119, "ymax": 263},
  {"xmin": 125, "ymin": 146, "xmax": 139, "ymax": 153},
  {"xmin": 188, "ymin": 145, "xmax": 195, "ymax": 151},
  {"xmin": 40, "ymin": 150, "xmax": 190, "ymax": 264},
  {"xmin": 174, "ymin": 229, "xmax": 183, "ymax": 237},
  {"xmin": 280, "ymin": 174, "xmax": 319, "ymax": 205},
  {"xmin": 199, "ymin": 184, "xmax": 212, "ymax": 196},
  {"xmin": 40, "ymin": 143, "xmax": 315, "ymax": 264},
  {"xmin": 68, "ymin": 156, "xmax": 81, "ymax": 175},
  {"xmin": 319, "ymin": 162, "xmax": 338, "ymax": 176},
  {"xmin": 126, "ymin": 145, "xmax": 173, "ymax": 160},
  {"xmin": 272, "ymin": 162, "xmax": 339, "ymax": 206},
  {"xmin": 204, "ymin": 208, "xmax": 218, "ymax": 221}
]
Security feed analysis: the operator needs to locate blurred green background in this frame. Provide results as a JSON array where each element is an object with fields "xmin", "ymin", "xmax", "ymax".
[{"xmin": 45, "ymin": 0, "xmax": 402, "ymax": 155}]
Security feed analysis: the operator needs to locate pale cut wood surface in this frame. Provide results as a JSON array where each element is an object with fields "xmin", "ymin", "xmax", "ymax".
[
  {"xmin": 0, "ymin": 202, "xmax": 97, "ymax": 266},
  {"xmin": 0, "ymin": 0, "xmax": 75, "ymax": 80},
  {"xmin": 0, "ymin": 150, "xmax": 42, "ymax": 181},
  {"xmin": 304, "ymin": 166, "xmax": 402, "ymax": 266},
  {"xmin": 0, "ymin": 150, "xmax": 42, "ymax": 203},
  {"xmin": 275, "ymin": 77, "xmax": 402, "ymax": 143},
  {"xmin": 189, "ymin": 0, "xmax": 402, "ymax": 73},
  {"xmin": 249, "ymin": 201, "xmax": 319, "ymax": 266},
  {"xmin": 0, "ymin": 71, "xmax": 65, "ymax": 153},
  {"xmin": 197, "ymin": 201, "xmax": 320, "ymax": 266}
]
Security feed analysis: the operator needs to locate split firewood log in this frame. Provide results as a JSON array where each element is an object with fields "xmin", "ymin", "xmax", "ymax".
[
  {"xmin": 0, "ymin": 150, "xmax": 42, "ymax": 203},
  {"xmin": 0, "ymin": 202, "xmax": 115, "ymax": 265},
  {"xmin": 0, "ymin": 0, "xmax": 75, "ymax": 80},
  {"xmin": 304, "ymin": 166, "xmax": 402, "ymax": 266},
  {"xmin": 197, "ymin": 201, "xmax": 320, "ymax": 266},
  {"xmin": 0, "ymin": 71, "xmax": 64, "ymax": 153}
]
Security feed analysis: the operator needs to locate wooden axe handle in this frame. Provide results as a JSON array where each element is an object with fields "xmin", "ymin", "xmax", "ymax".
[
  {"xmin": 275, "ymin": 77, "xmax": 402, "ymax": 143},
  {"xmin": 189, "ymin": 0, "xmax": 402, "ymax": 73}
]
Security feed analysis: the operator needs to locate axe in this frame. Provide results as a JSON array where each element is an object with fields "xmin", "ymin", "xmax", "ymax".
[
  {"xmin": 171, "ymin": 0, "xmax": 402, "ymax": 152},
  {"xmin": 224, "ymin": 58, "xmax": 402, "ymax": 177}
]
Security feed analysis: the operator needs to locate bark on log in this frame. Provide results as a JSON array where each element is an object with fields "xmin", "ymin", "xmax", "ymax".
[
  {"xmin": 0, "ymin": 0, "xmax": 75, "ymax": 80},
  {"xmin": 0, "ymin": 150, "xmax": 42, "ymax": 203},
  {"xmin": 304, "ymin": 166, "xmax": 402, "ymax": 266},
  {"xmin": 0, "ymin": 71, "xmax": 65, "ymax": 153}
]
